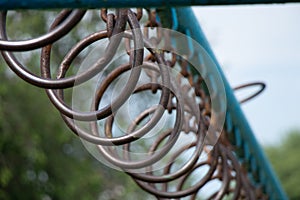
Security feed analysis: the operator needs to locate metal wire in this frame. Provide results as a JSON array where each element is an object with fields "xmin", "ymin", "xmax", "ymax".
[{"xmin": 0, "ymin": 8, "xmax": 269, "ymax": 199}]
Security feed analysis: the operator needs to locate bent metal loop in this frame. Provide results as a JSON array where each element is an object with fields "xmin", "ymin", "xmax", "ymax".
[{"xmin": 0, "ymin": 9, "xmax": 268, "ymax": 199}]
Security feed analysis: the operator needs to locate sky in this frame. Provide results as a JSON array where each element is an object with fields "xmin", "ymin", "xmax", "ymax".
[{"xmin": 192, "ymin": 4, "xmax": 300, "ymax": 145}]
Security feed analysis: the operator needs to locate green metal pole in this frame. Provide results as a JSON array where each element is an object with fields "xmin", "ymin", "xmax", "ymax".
[{"xmin": 0, "ymin": 0, "xmax": 299, "ymax": 10}]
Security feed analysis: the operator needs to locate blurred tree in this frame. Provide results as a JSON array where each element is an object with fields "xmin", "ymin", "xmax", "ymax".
[
  {"xmin": 265, "ymin": 130, "xmax": 300, "ymax": 200},
  {"xmin": 0, "ymin": 10, "xmax": 151, "ymax": 200}
]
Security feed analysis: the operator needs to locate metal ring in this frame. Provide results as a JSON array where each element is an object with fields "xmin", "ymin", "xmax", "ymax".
[
  {"xmin": 45, "ymin": 31, "xmax": 169, "ymax": 122},
  {"xmin": 0, "ymin": 10, "xmax": 86, "ymax": 51},
  {"xmin": 44, "ymin": 9, "xmax": 145, "ymax": 122},
  {"xmin": 233, "ymin": 82, "xmax": 266, "ymax": 104},
  {"xmin": 133, "ymin": 146, "xmax": 219, "ymax": 198},
  {"xmin": 95, "ymin": 82, "xmax": 183, "ymax": 169},
  {"xmin": 59, "ymin": 62, "xmax": 168, "ymax": 146},
  {"xmin": 0, "ymin": 10, "xmax": 88, "ymax": 88},
  {"xmin": 128, "ymin": 116, "xmax": 205, "ymax": 183}
]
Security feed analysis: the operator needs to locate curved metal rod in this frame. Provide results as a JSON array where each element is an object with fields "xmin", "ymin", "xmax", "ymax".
[
  {"xmin": 42, "ymin": 14, "xmax": 173, "ymax": 123},
  {"xmin": 0, "ymin": 10, "xmax": 86, "ymax": 51},
  {"xmin": 132, "ymin": 146, "xmax": 219, "ymax": 198},
  {"xmin": 212, "ymin": 145, "xmax": 231, "ymax": 200},
  {"xmin": 51, "ymin": 9, "xmax": 172, "ymax": 144},
  {"xmin": 221, "ymin": 145, "xmax": 243, "ymax": 200},
  {"xmin": 127, "ymin": 114, "xmax": 205, "ymax": 183},
  {"xmin": 0, "ymin": 10, "xmax": 90, "ymax": 88},
  {"xmin": 233, "ymin": 82, "xmax": 266, "ymax": 104},
  {"xmin": 94, "ymin": 82, "xmax": 183, "ymax": 169},
  {"xmin": 44, "ymin": 10, "xmax": 144, "ymax": 121},
  {"xmin": 59, "ymin": 60, "xmax": 170, "ymax": 145}
]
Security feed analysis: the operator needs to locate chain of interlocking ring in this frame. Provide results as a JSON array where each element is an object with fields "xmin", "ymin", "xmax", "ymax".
[{"xmin": 0, "ymin": 8, "xmax": 267, "ymax": 199}]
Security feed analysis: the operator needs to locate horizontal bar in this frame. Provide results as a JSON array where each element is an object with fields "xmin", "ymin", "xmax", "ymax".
[{"xmin": 0, "ymin": 0, "xmax": 299, "ymax": 10}]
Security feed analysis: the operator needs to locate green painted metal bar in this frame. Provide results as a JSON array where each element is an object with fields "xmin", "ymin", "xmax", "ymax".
[
  {"xmin": 170, "ymin": 7, "xmax": 288, "ymax": 199},
  {"xmin": 0, "ymin": 0, "xmax": 299, "ymax": 10}
]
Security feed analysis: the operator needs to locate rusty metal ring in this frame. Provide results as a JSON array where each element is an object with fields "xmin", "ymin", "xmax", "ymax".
[
  {"xmin": 100, "ymin": 9, "xmax": 108, "ymax": 22},
  {"xmin": 63, "ymin": 62, "xmax": 168, "ymax": 146},
  {"xmin": 86, "ymin": 62, "xmax": 171, "ymax": 146},
  {"xmin": 89, "ymin": 62, "xmax": 165, "ymax": 142},
  {"xmin": 0, "ymin": 10, "xmax": 86, "ymax": 51},
  {"xmin": 143, "ymin": 23, "xmax": 162, "ymax": 45},
  {"xmin": 0, "ymin": 10, "xmax": 87, "ymax": 88},
  {"xmin": 55, "ymin": 35, "xmax": 170, "ymax": 145},
  {"xmin": 101, "ymin": 110, "xmax": 179, "ymax": 169},
  {"xmin": 133, "ymin": 146, "xmax": 219, "ymax": 198},
  {"xmin": 233, "ymin": 82, "xmax": 266, "ymax": 104},
  {"xmin": 44, "ymin": 10, "xmax": 144, "ymax": 122},
  {"xmin": 163, "ymin": 48, "xmax": 177, "ymax": 67},
  {"xmin": 219, "ymin": 145, "xmax": 243, "ymax": 200},
  {"xmin": 106, "ymin": 13, "xmax": 115, "ymax": 38},
  {"xmin": 128, "ymin": 116, "xmax": 205, "ymax": 183},
  {"xmin": 136, "ymin": 8, "xmax": 143, "ymax": 20},
  {"xmin": 95, "ymin": 82, "xmax": 183, "ymax": 169}
]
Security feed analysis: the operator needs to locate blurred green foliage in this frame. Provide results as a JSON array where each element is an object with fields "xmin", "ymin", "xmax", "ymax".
[
  {"xmin": 265, "ymin": 130, "xmax": 300, "ymax": 200},
  {"xmin": 0, "ymin": 10, "xmax": 151, "ymax": 200}
]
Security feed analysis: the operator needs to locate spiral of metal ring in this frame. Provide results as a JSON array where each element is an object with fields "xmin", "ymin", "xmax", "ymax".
[{"xmin": 0, "ymin": 8, "xmax": 268, "ymax": 200}]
